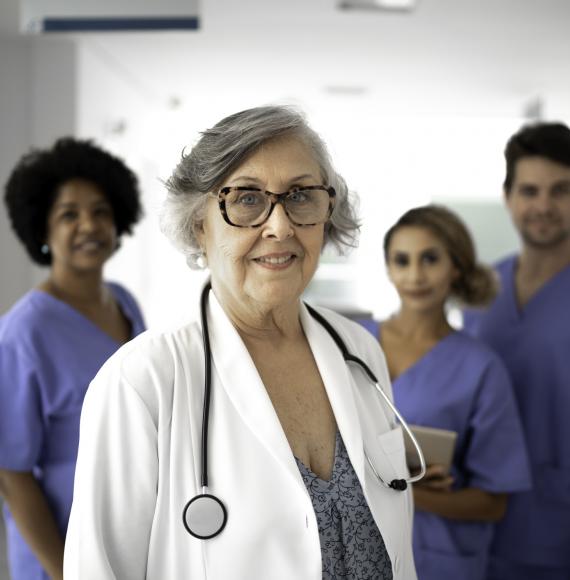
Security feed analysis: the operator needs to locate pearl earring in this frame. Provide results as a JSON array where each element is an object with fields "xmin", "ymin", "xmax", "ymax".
[
  {"xmin": 41, "ymin": 244, "xmax": 50, "ymax": 255},
  {"xmin": 196, "ymin": 252, "xmax": 208, "ymax": 269}
]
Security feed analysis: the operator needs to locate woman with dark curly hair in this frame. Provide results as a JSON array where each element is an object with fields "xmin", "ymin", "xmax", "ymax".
[
  {"xmin": 0, "ymin": 137, "xmax": 146, "ymax": 580},
  {"xmin": 359, "ymin": 205, "xmax": 531, "ymax": 580}
]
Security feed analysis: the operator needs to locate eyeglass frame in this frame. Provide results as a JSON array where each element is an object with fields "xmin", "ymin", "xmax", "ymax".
[{"xmin": 216, "ymin": 185, "xmax": 336, "ymax": 228}]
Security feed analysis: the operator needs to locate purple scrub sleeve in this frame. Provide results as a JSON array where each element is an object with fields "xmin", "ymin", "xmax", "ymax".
[
  {"xmin": 464, "ymin": 256, "xmax": 570, "ymax": 571},
  {"xmin": 357, "ymin": 321, "xmax": 531, "ymax": 580},
  {"xmin": 0, "ymin": 347, "xmax": 43, "ymax": 471},
  {"xmin": 0, "ymin": 282, "xmax": 145, "ymax": 580}
]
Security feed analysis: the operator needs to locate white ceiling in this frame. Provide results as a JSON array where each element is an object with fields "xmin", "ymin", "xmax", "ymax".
[
  {"xmin": 59, "ymin": 0, "xmax": 570, "ymax": 119},
  {"xmin": 2, "ymin": 0, "xmax": 569, "ymax": 118}
]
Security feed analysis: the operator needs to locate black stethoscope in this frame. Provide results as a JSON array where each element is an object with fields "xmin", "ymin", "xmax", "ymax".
[{"xmin": 182, "ymin": 282, "xmax": 426, "ymax": 540}]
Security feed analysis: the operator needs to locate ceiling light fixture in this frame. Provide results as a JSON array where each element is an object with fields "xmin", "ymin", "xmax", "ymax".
[{"xmin": 338, "ymin": 0, "xmax": 418, "ymax": 12}]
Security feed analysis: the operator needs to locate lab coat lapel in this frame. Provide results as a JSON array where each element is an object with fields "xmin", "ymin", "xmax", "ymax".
[
  {"xmin": 299, "ymin": 304, "xmax": 366, "ymax": 490},
  {"xmin": 206, "ymin": 292, "xmax": 304, "ymax": 489}
]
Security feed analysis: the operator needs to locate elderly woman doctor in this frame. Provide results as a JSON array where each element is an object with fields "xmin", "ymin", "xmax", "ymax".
[{"xmin": 64, "ymin": 105, "xmax": 418, "ymax": 579}]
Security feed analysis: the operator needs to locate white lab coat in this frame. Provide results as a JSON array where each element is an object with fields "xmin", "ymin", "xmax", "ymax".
[{"xmin": 64, "ymin": 291, "xmax": 417, "ymax": 580}]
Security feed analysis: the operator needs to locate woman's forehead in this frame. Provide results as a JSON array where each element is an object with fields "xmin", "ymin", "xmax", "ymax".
[
  {"xmin": 390, "ymin": 225, "xmax": 447, "ymax": 251},
  {"xmin": 226, "ymin": 136, "xmax": 321, "ymax": 182},
  {"xmin": 52, "ymin": 178, "xmax": 108, "ymax": 207}
]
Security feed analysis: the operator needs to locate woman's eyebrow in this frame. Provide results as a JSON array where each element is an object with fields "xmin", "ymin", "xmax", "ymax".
[
  {"xmin": 53, "ymin": 201, "xmax": 77, "ymax": 209},
  {"xmin": 227, "ymin": 175, "xmax": 263, "ymax": 185},
  {"xmin": 287, "ymin": 174, "xmax": 317, "ymax": 182}
]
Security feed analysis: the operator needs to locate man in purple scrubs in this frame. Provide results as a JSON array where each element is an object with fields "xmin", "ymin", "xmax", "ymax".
[{"xmin": 463, "ymin": 122, "xmax": 570, "ymax": 580}]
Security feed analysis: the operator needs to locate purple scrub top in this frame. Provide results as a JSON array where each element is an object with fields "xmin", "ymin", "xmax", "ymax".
[
  {"xmin": 358, "ymin": 320, "xmax": 531, "ymax": 580},
  {"xmin": 463, "ymin": 256, "xmax": 570, "ymax": 569},
  {"xmin": 0, "ymin": 283, "xmax": 145, "ymax": 580}
]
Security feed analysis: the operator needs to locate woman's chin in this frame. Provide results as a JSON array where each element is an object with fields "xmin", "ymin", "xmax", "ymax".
[{"xmin": 246, "ymin": 281, "xmax": 305, "ymax": 310}]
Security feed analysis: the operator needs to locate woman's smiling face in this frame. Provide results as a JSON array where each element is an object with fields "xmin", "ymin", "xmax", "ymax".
[
  {"xmin": 386, "ymin": 225, "xmax": 458, "ymax": 314},
  {"xmin": 198, "ymin": 135, "xmax": 327, "ymax": 315},
  {"xmin": 45, "ymin": 178, "xmax": 117, "ymax": 276}
]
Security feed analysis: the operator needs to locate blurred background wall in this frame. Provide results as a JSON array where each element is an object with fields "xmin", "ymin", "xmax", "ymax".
[{"xmin": 3, "ymin": 0, "xmax": 570, "ymax": 327}]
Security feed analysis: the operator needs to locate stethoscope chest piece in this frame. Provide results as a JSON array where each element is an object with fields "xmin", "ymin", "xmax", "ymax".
[{"xmin": 182, "ymin": 493, "xmax": 227, "ymax": 540}]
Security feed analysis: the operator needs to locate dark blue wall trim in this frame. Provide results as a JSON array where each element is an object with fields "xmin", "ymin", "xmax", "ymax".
[{"xmin": 42, "ymin": 17, "xmax": 199, "ymax": 32}]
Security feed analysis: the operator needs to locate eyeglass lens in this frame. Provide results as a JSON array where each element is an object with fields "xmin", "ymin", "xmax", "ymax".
[{"xmin": 224, "ymin": 188, "xmax": 331, "ymax": 226}]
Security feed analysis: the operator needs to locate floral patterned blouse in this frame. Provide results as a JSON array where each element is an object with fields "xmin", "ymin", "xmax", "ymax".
[{"xmin": 295, "ymin": 432, "xmax": 393, "ymax": 579}]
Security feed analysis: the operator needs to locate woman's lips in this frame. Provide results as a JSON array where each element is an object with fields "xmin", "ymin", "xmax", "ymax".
[
  {"xmin": 253, "ymin": 253, "xmax": 296, "ymax": 269},
  {"xmin": 74, "ymin": 240, "xmax": 106, "ymax": 252},
  {"xmin": 402, "ymin": 288, "xmax": 432, "ymax": 298}
]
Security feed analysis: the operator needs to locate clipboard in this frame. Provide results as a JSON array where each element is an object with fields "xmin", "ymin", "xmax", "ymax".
[{"xmin": 404, "ymin": 424, "xmax": 457, "ymax": 474}]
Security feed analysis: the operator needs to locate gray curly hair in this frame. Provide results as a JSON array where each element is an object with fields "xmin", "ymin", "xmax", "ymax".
[{"xmin": 160, "ymin": 105, "xmax": 360, "ymax": 268}]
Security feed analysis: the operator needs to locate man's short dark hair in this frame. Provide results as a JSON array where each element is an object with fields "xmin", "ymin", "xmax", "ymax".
[{"xmin": 504, "ymin": 122, "xmax": 570, "ymax": 192}]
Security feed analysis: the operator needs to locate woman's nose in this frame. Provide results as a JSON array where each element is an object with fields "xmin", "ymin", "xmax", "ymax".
[
  {"xmin": 262, "ymin": 203, "xmax": 294, "ymax": 239},
  {"xmin": 407, "ymin": 262, "xmax": 426, "ymax": 283},
  {"xmin": 78, "ymin": 212, "xmax": 98, "ymax": 232}
]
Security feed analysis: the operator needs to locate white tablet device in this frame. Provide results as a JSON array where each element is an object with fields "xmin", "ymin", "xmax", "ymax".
[{"xmin": 404, "ymin": 424, "xmax": 458, "ymax": 474}]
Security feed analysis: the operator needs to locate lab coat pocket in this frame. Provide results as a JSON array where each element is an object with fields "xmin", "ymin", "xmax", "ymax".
[{"xmin": 367, "ymin": 426, "xmax": 409, "ymax": 482}]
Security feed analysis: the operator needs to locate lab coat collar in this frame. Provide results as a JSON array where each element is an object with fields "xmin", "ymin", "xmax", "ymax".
[
  {"xmin": 206, "ymin": 291, "xmax": 366, "ymax": 492},
  {"xmin": 207, "ymin": 291, "xmax": 303, "ymax": 491},
  {"xmin": 298, "ymin": 303, "xmax": 366, "ymax": 489}
]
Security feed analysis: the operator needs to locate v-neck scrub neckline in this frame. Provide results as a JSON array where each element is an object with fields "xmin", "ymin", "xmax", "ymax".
[
  {"xmin": 31, "ymin": 284, "xmax": 135, "ymax": 346},
  {"xmin": 378, "ymin": 325, "xmax": 457, "ymax": 384},
  {"xmin": 503, "ymin": 255, "xmax": 570, "ymax": 321}
]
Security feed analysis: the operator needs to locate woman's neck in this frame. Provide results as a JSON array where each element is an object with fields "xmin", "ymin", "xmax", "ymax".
[
  {"xmin": 41, "ymin": 267, "xmax": 107, "ymax": 306},
  {"xmin": 213, "ymin": 288, "xmax": 304, "ymax": 345},
  {"xmin": 386, "ymin": 307, "xmax": 453, "ymax": 342},
  {"xmin": 231, "ymin": 304, "xmax": 304, "ymax": 347}
]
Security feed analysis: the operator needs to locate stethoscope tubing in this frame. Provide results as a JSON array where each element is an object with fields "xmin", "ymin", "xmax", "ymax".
[
  {"xmin": 199, "ymin": 281, "xmax": 213, "ymax": 489},
  {"xmin": 365, "ymin": 377, "xmax": 426, "ymax": 486},
  {"xmin": 184, "ymin": 283, "xmax": 426, "ymax": 539}
]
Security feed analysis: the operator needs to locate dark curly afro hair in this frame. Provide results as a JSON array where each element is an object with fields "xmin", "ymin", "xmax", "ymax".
[{"xmin": 4, "ymin": 137, "xmax": 143, "ymax": 266}]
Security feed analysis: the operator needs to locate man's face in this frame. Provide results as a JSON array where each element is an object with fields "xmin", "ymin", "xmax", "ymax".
[{"xmin": 506, "ymin": 156, "xmax": 570, "ymax": 250}]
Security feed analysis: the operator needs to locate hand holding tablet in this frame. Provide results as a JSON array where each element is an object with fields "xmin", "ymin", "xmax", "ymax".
[{"xmin": 404, "ymin": 424, "xmax": 457, "ymax": 475}]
